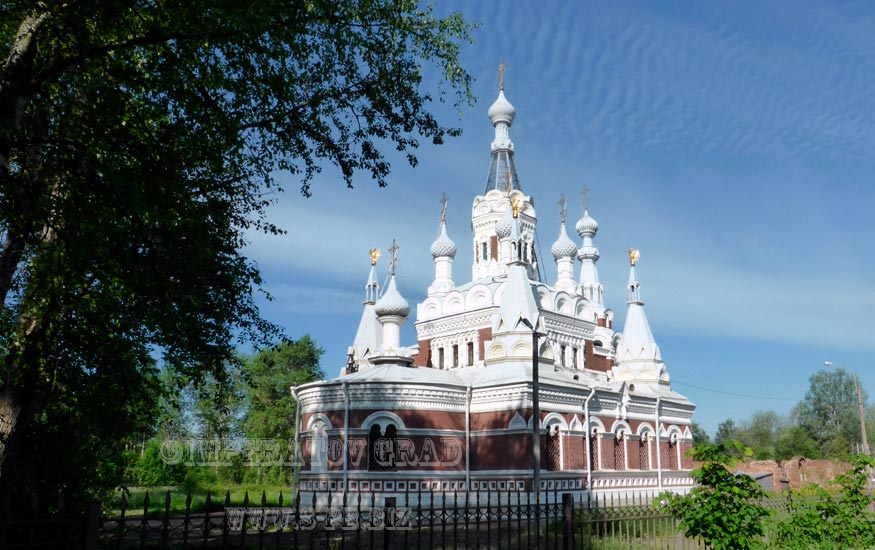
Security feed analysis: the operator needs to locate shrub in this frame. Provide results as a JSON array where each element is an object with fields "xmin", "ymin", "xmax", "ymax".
[{"xmin": 657, "ymin": 440, "xmax": 770, "ymax": 550}]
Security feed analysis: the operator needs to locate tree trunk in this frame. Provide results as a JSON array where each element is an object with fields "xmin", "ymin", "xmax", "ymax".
[{"xmin": 0, "ymin": 363, "xmax": 38, "ymax": 511}]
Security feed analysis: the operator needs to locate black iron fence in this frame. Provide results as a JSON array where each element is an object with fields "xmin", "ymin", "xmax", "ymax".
[{"xmin": 2, "ymin": 488, "xmax": 707, "ymax": 549}]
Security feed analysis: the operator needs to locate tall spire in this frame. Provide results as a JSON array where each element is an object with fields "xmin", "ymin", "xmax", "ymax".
[
  {"xmin": 485, "ymin": 62, "xmax": 519, "ymax": 192},
  {"xmin": 348, "ymin": 250, "xmax": 383, "ymax": 373},
  {"xmin": 614, "ymin": 250, "xmax": 669, "ymax": 388},
  {"xmin": 366, "ymin": 248, "xmax": 381, "ymax": 303},
  {"xmin": 575, "ymin": 185, "xmax": 603, "ymax": 304}
]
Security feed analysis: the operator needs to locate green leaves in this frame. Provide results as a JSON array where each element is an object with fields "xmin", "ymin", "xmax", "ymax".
[
  {"xmin": 0, "ymin": 0, "xmax": 473, "ymax": 502},
  {"xmin": 658, "ymin": 441, "xmax": 770, "ymax": 550},
  {"xmin": 775, "ymin": 454, "xmax": 875, "ymax": 549}
]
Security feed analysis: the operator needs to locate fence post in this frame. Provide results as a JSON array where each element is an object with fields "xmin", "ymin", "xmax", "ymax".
[
  {"xmin": 562, "ymin": 493, "xmax": 573, "ymax": 550},
  {"xmin": 84, "ymin": 501, "xmax": 100, "ymax": 550}
]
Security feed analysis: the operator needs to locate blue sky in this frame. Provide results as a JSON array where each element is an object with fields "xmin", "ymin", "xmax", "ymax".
[{"xmin": 244, "ymin": 0, "xmax": 875, "ymax": 437}]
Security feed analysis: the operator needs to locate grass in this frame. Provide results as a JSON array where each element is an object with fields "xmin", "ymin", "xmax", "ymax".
[{"xmin": 107, "ymin": 484, "xmax": 292, "ymax": 517}]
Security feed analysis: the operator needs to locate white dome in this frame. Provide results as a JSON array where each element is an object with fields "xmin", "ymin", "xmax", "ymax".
[
  {"xmin": 430, "ymin": 222, "xmax": 457, "ymax": 258},
  {"xmin": 575, "ymin": 210, "xmax": 599, "ymax": 238},
  {"xmin": 488, "ymin": 90, "xmax": 516, "ymax": 126},
  {"xmin": 375, "ymin": 276, "xmax": 410, "ymax": 317},
  {"xmin": 551, "ymin": 223, "xmax": 577, "ymax": 260},
  {"xmin": 495, "ymin": 202, "xmax": 514, "ymax": 239}
]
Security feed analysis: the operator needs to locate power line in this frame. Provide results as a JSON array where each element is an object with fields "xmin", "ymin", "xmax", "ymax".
[{"xmin": 672, "ymin": 379, "xmax": 798, "ymax": 401}]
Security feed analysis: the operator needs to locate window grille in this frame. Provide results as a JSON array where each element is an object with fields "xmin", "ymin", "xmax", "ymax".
[
  {"xmin": 546, "ymin": 428, "xmax": 562, "ymax": 471},
  {"xmin": 614, "ymin": 432, "xmax": 626, "ymax": 471},
  {"xmin": 639, "ymin": 436, "xmax": 650, "ymax": 470},
  {"xmin": 368, "ymin": 424, "xmax": 397, "ymax": 472}
]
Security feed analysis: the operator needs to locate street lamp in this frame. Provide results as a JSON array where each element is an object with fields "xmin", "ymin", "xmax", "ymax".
[
  {"xmin": 824, "ymin": 361, "xmax": 870, "ymax": 456},
  {"xmin": 520, "ymin": 317, "xmax": 544, "ymax": 538}
]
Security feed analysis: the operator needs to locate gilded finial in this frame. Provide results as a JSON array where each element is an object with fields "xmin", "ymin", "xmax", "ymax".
[
  {"xmin": 628, "ymin": 248, "xmax": 640, "ymax": 267},
  {"xmin": 369, "ymin": 248, "xmax": 381, "ymax": 266},
  {"xmin": 388, "ymin": 239, "xmax": 399, "ymax": 276},
  {"xmin": 511, "ymin": 197, "xmax": 524, "ymax": 218},
  {"xmin": 498, "ymin": 59, "xmax": 507, "ymax": 91},
  {"xmin": 439, "ymin": 192, "xmax": 448, "ymax": 223},
  {"xmin": 558, "ymin": 194, "xmax": 567, "ymax": 224}
]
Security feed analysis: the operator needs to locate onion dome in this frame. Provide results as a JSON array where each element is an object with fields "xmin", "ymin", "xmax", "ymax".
[
  {"xmin": 575, "ymin": 209, "xmax": 599, "ymax": 238},
  {"xmin": 488, "ymin": 89, "xmax": 516, "ymax": 126},
  {"xmin": 551, "ymin": 222, "xmax": 577, "ymax": 260},
  {"xmin": 495, "ymin": 202, "xmax": 515, "ymax": 239},
  {"xmin": 430, "ymin": 222, "xmax": 457, "ymax": 258},
  {"xmin": 375, "ymin": 276, "xmax": 410, "ymax": 317}
]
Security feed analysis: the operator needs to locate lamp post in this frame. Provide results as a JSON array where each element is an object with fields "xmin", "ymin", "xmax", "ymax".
[
  {"xmin": 521, "ymin": 317, "xmax": 544, "ymax": 540},
  {"xmin": 824, "ymin": 361, "xmax": 870, "ymax": 456}
]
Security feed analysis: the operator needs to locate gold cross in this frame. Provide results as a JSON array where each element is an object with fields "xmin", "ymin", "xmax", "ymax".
[
  {"xmin": 498, "ymin": 59, "xmax": 507, "ymax": 91},
  {"xmin": 629, "ymin": 248, "xmax": 640, "ymax": 267},
  {"xmin": 558, "ymin": 194, "xmax": 567, "ymax": 224},
  {"xmin": 369, "ymin": 248, "xmax": 381, "ymax": 266},
  {"xmin": 440, "ymin": 192, "xmax": 448, "ymax": 223},
  {"xmin": 388, "ymin": 239, "xmax": 399, "ymax": 276}
]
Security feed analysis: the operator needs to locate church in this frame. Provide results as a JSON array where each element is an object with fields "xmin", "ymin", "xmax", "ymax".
[{"xmin": 293, "ymin": 81, "xmax": 696, "ymax": 504}]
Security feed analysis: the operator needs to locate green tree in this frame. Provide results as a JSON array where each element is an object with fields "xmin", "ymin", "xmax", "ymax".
[
  {"xmin": 774, "ymin": 425, "xmax": 820, "ymax": 460},
  {"xmin": 714, "ymin": 419, "xmax": 739, "ymax": 445},
  {"xmin": 690, "ymin": 421, "xmax": 710, "ymax": 445},
  {"xmin": 737, "ymin": 410, "xmax": 783, "ymax": 459},
  {"xmin": 241, "ymin": 336, "xmax": 324, "ymax": 483},
  {"xmin": 775, "ymin": 454, "xmax": 875, "ymax": 549},
  {"xmin": 793, "ymin": 368, "xmax": 865, "ymax": 459},
  {"xmin": 657, "ymin": 441, "xmax": 770, "ymax": 550},
  {"xmin": 0, "ymin": 0, "xmax": 473, "ymax": 505}
]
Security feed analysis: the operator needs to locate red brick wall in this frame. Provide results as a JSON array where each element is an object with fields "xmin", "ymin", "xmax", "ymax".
[
  {"xmin": 411, "ymin": 338, "xmax": 431, "ymax": 367},
  {"xmin": 563, "ymin": 433, "xmax": 586, "ymax": 470},
  {"xmin": 626, "ymin": 436, "xmax": 641, "ymax": 470},
  {"xmin": 599, "ymin": 433, "xmax": 615, "ymax": 470},
  {"xmin": 478, "ymin": 328, "xmax": 491, "ymax": 362},
  {"xmin": 584, "ymin": 340, "xmax": 611, "ymax": 372}
]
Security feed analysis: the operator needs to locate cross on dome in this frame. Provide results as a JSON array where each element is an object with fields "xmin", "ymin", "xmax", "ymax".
[
  {"xmin": 388, "ymin": 239, "xmax": 399, "ymax": 276},
  {"xmin": 440, "ymin": 192, "xmax": 449, "ymax": 223},
  {"xmin": 558, "ymin": 194, "xmax": 567, "ymax": 224},
  {"xmin": 497, "ymin": 59, "xmax": 507, "ymax": 91},
  {"xmin": 582, "ymin": 185, "xmax": 591, "ymax": 212}
]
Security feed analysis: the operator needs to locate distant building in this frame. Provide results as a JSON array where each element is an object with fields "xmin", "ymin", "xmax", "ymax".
[{"xmin": 294, "ymin": 84, "xmax": 695, "ymax": 503}]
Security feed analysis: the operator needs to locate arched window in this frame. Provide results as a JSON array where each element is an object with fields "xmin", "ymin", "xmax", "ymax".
[
  {"xmin": 546, "ymin": 425, "xmax": 562, "ymax": 471},
  {"xmin": 467, "ymin": 342, "xmax": 474, "ymax": 366},
  {"xmin": 368, "ymin": 424, "xmax": 397, "ymax": 472},
  {"xmin": 589, "ymin": 428, "xmax": 599, "ymax": 471},
  {"xmin": 638, "ymin": 433, "xmax": 650, "ymax": 470},
  {"xmin": 614, "ymin": 431, "xmax": 626, "ymax": 471},
  {"xmin": 667, "ymin": 434, "xmax": 678, "ymax": 470}
]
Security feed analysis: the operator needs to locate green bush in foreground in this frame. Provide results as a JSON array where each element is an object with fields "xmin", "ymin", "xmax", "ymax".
[
  {"xmin": 657, "ymin": 440, "xmax": 770, "ymax": 550},
  {"xmin": 775, "ymin": 453, "xmax": 875, "ymax": 549}
]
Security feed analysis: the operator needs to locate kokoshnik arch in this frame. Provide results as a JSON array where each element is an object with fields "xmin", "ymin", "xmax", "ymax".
[{"xmin": 293, "ymin": 81, "xmax": 696, "ymax": 504}]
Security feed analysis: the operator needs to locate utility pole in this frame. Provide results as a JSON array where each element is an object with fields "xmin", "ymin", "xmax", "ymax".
[
  {"xmin": 825, "ymin": 361, "xmax": 870, "ymax": 456},
  {"xmin": 855, "ymin": 374, "xmax": 870, "ymax": 455},
  {"xmin": 522, "ymin": 317, "xmax": 542, "ymax": 545}
]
